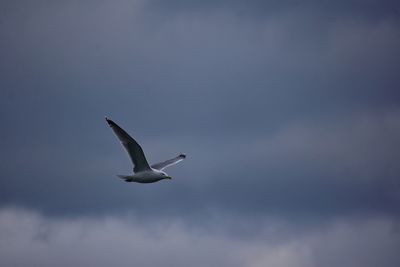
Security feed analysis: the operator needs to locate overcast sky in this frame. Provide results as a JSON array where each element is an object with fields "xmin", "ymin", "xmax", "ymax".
[{"xmin": 1, "ymin": 0, "xmax": 400, "ymax": 266}]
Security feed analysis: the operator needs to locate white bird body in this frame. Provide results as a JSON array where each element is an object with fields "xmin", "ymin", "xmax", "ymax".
[
  {"xmin": 117, "ymin": 169, "xmax": 169, "ymax": 183},
  {"xmin": 106, "ymin": 117, "xmax": 186, "ymax": 183}
]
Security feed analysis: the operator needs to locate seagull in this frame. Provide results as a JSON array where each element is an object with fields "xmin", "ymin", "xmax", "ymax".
[{"xmin": 106, "ymin": 117, "xmax": 186, "ymax": 183}]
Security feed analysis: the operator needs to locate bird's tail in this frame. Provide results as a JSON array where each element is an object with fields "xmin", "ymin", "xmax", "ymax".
[{"xmin": 117, "ymin": 175, "xmax": 133, "ymax": 182}]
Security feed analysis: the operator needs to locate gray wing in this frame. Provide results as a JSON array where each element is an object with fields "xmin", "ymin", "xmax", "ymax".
[
  {"xmin": 106, "ymin": 117, "xmax": 151, "ymax": 173},
  {"xmin": 151, "ymin": 154, "xmax": 186, "ymax": 170}
]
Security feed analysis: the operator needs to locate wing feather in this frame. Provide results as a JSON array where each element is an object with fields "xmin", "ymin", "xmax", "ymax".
[
  {"xmin": 106, "ymin": 117, "xmax": 151, "ymax": 172},
  {"xmin": 151, "ymin": 154, "xmax": 186, "ymax": 170}
]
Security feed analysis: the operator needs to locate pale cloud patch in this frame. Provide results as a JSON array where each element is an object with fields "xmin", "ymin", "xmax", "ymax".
[{"xmin": 1, "ymin": 208, "xmax": 399, "ymax": 267}]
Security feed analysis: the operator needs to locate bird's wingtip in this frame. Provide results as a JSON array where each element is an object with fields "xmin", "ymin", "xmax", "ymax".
[
  {"xmin": 105, "ymin": 116, "xmax": 113, "ymax": 125},
  {"xmin": 179, "ymin": 153, "xmax": 186, "ymax": 158}
]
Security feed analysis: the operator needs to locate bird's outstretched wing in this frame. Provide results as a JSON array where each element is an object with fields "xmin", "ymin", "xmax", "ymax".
[
  {"xmin": 151, "ymin": 154, "xmax": 186, "ymax": 170},
  {"xmin": 106, "ymin": 117, "xmax": 151, "ymax": 173}
]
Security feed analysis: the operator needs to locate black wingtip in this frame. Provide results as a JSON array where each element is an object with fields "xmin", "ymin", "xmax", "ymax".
[
  {"xmin": 179, "ymin": 153, "xmax": 186, "ymax": 158},
  {"xmin": 105, "ymin": 117, "xmax": 113, "ymax": 126}
]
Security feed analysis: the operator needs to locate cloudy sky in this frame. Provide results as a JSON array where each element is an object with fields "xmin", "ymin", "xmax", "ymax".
[{"xmin": 1, "ymin": 0, "xmax": 400, "ymax": 266}]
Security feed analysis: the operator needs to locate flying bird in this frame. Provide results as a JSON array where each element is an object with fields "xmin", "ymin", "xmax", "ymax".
[{"xmin": 106, "ymin": 117, "xmax": 186, "ymax": 183}]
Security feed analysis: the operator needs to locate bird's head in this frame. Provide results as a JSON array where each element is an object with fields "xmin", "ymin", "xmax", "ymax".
[{"xmin": 160, "ymin": 171, "xmax": 172, "ymax": 180}]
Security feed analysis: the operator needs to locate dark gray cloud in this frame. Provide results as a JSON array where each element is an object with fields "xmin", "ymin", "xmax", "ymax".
[
  {"xmin": 0, "ymin": 1, "xmax": 400, "ymax": 265},
  {"xmin": 150, "ymin": 0, "xmax": 400, "ymax": 20},
  {"xmin": 1, "ymin": 0, "xmax": 399, "ymax": 218}
]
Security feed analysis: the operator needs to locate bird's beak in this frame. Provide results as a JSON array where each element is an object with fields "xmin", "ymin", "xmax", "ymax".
[{"xmin": 166, "ymin": 176, "xmax": 172, "ymax": 180}]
